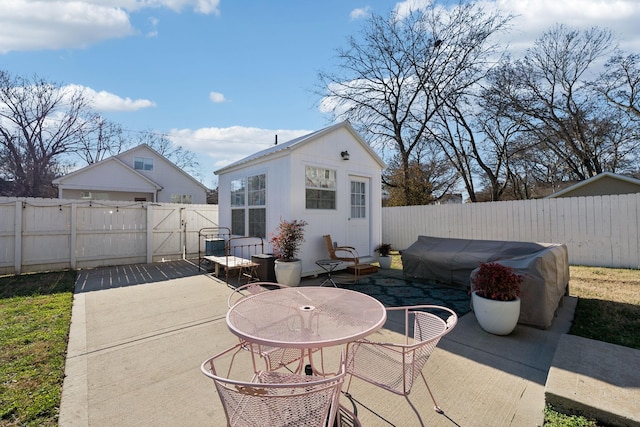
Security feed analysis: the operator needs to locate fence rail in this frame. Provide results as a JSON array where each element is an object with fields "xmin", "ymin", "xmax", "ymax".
[
  {"xmin": 382, "ymin": 193, "xmax": 640, "ymax": 269},
  {"xmin": 0, "ymin": 197, "xmax": 219, "ymax": 275},
  {"xmin": 2, "ymin": 193, "xmax": 639, "ymax": 275}
]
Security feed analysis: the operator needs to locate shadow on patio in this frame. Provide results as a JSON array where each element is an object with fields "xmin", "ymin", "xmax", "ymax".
[{"xmin": 60, "ymin": 259, "xmax": 576, "ymax": 426}]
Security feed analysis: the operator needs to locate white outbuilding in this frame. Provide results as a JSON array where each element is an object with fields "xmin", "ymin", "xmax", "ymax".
[{"xmin": 215, "ymin": 121, "xmax": 386, "ymax": 277}]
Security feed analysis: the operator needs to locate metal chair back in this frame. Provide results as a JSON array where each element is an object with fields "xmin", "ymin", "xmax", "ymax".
[
  {"xmin": 202, "ymin": 343, "xmax": 346, "ymax": 427},
  {"xmin": 345, "ymin": 305, "xmax": 457, "ymax": 414}
]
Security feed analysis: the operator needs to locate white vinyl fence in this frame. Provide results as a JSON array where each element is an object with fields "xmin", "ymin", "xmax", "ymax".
[
  {"xmin": 0, "ymin": 197, "xmax": 219, "ymax": 275},
  {"xmin": 382, "ymin": 193, "xmax": 640, "ymax": 269},
  {"xmin": 2, "ymin": 193, "xmax": 639, "ymax": 275}
]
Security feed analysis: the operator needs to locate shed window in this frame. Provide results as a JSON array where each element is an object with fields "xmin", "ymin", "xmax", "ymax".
[
  {"xmin": 231, "ymin": 179, "xmax": 245, "ymax": 207},
  {"xmin": 305, "ymin": 166, "xmax": 336, "ymax": 209},
  {"xmin": 231, "ymin": 209, "xmax": 245, "ymax": 236},
  {"xmin": 230, "ymin": 174, "xmax": 266, "ymax": 237},
  {"xmin": 350, "ymin": 181, "xmax": 366, "ymax": 218}
]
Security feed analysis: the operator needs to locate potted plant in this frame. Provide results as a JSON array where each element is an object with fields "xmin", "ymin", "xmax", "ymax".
[
  {"xmin": 470, "ymin": 262, "xmax": 523, "ymax": 335},
  {"xmin": 269, "ymin": 218, "xmax": 308, "ymax": 286},
  {"xmin": 374, "ymin": 243, "xmax": 393, "ymax": 269}
]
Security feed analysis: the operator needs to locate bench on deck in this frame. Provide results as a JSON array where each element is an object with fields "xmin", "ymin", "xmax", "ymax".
[
  {"xmin": 203, "ymin": 236, "xmax": 265, "ymax": 285},
  {"xmin": 198, "ymin": 227, "xmax": 231, "ymax": 267}
]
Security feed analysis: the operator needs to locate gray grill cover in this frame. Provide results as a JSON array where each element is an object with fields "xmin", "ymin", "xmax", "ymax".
[{"xmin": 402, "ymin": 236, "xmax": 569, "ymax": 329}]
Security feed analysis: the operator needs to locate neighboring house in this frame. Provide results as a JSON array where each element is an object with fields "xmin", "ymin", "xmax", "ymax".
[
  {"xmin": 215, "ymin": 121, "xmax": 386, "ymax": 277},
  {"xmin": 53, "ymin": 144, "xmax": 208, "ymax": 203},
  {"xmin": 546, "ymin": 172, "xmax": 640, "ymax": 199}
]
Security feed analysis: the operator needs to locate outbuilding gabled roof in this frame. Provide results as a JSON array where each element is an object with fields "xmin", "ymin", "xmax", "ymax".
[
  {"xmin": 53, "ymin": 143, "xmax": 209, "ymax": 191},
  {"xmin": 545, "ymin": 172, "xmax": 640, "ymax": 198},
  {"xmin": 52, "ymin": 156, "xmax": 162, "ymax": 190},
  {"xmin": 118, "ymin": 144, "xmax": 209, "ymax": 191},
  {"xmin": 214, "ymin": 120, "xmax": 386, "ymax": 175}
]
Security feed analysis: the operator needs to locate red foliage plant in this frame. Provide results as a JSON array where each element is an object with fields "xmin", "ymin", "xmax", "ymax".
[
  {"xmin": 472, "ymin": 262, "xmax": 523, "ymax": 302},
  {"xmin": 269, "ymin": 218, "xmax": 308, "ymax": 261}
]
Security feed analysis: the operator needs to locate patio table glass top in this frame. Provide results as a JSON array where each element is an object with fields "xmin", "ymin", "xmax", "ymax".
[{"xmin": 226, "ymin": 286, "xmax": 387, "ymax": 349}]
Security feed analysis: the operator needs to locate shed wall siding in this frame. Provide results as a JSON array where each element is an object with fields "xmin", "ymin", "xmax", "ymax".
[{"xmin": 216, "ymin": 124, "xmax": 383, "ymax": 276}]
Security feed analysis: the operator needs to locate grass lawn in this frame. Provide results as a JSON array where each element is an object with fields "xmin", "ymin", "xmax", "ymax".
[
  {"xmin": 568, "ymin": 266, "xmax": 640, "ymax": 350},
  {"xmin": 0, "ymin": 271, "xmax": 76, "ymax": 427},
  {"xmin": 1, "ymin": 259, "xmax": 639, "ymax": 426}
]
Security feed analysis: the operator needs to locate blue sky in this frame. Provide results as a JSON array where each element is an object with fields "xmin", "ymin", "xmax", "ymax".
[{"xmin": 1, "ymin": 0, "xmax": 639, "ymax": 188}]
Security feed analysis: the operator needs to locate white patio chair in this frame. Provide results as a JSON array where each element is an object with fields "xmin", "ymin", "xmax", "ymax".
[
  {"xmin": 227, "ymin": 282, "xmax": 314, "ymax": 372},
  {"xmin": 201, "ymin": 343, "xmax": 346, "ymax": 427},
  {"xmin": 344, "ymin": 305, "xmax": 457, "ymax": 419}
]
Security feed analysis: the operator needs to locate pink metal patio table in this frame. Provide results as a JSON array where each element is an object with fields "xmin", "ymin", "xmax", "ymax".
[{"xmin": 226, "ymin": 286, "xmax": 387, "ymax": 372}]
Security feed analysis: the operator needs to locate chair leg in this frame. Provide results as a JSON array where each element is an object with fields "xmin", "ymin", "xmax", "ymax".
[{"xmin": 420, "ymin": 371, "xmax": 444, "ymax": 413}]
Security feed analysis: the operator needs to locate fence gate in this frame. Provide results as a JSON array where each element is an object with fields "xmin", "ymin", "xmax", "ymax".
[{"xmin": 151, "ymin": 205, "xmax": 186, "ymax": 262}]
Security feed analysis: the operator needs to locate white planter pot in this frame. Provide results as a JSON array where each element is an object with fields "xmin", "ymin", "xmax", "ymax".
[
  {"xmin": 378, "ymin": 256, "xmax": 392, "ymax": 269},
  {"xmin": 471, "ymin": 291, "xmax": 521, "ymax": 335},
  {"xmin": 274, "ymin": 259, "xmax": 302, "ymax": 287}
]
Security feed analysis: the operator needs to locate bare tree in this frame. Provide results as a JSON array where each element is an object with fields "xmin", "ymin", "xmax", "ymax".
[
  {"xmin": 0, "ymin": 71, "xmax": 92, "ymax": 197},
  {"xmin": 76, "ymin": 116, "xmax": 127, "ymax": 164},
  {"xmin": 134, "ymin": 131, "xmax": 202, "ymax": 180},
  {"xmin": 383, "ymin": 144, "xmax": 458, "ymax": 206},
  {"xmin": 494, "ymin": 25, "xmax": 639, "ymax": 181},
  {"xmin": 318, "ymin": 2, "xmax": 512, "ymax": 205},
  {"xmin": 594, "ymin": 52, "xmax": 640, "ymax": 119},
  {"xmin": 76, "ymin": 125, "xmax": 203, "ymax": 182}
]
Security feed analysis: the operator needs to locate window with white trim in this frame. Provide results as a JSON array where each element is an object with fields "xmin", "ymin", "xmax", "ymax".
[
  {"xmin": 134, "ymin": 157, "xmax": 153, "ymax": 171},
  {"xmin": 230, "ymin": 178, "xmax": 245, "ymax": 235},
  {"xmin": 305, "ymin": 166, "xmax": 336, "ymax": 209},
  {"xmin": 350, "ymin": 181, "xmax": 366, "ymax": 218},
  {"xmin": 230, "ymin": 174, "xmax": 266, "ymax": 237}
]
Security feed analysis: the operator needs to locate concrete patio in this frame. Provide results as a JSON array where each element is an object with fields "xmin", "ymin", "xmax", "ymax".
[{"xmin": 59, "ymin": 259, "xmax": 586, "ymax": 426}]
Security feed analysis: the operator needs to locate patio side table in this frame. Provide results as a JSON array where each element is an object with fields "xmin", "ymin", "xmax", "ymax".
[{"xmin": 315, "ymin": 259, "xmax": 342, "ymax": 287}]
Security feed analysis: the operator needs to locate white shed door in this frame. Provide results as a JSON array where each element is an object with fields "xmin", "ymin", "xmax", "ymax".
[{"xmin": 346, "ymin": 176, "xmax": 371, "ymax": 256}]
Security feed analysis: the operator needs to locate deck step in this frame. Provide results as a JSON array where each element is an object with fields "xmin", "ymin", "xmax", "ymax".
[
  {"xmin": 545, "ymin": 334, "xmax": 640, "ymax": 426},
  {"xmin": 346, "ymin": 264, "xmax": 379, "ymax": 275}
]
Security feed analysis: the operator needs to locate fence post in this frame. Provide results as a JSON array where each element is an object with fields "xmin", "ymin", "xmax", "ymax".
[
  {"xmin": 146, "ymin": 204, "xmax": 153, "ymax": 264},
  {"xmin": 70, "ymin": 203, "xmax": 77, "ymax": 269},
  {"xmin": 14, "ymin": 201, "xmax": 22, "ymax": 275}
]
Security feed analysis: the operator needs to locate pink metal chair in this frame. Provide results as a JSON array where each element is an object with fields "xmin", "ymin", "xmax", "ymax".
[
  {"xmin": 201, "ymin": 343, "xmax": 346, "ymax": 427},
  {"xmin": 344, "ymin": 305, "xmax": 457, "ymax": 419},
  {"xmin": 227, "ymin": 282, "xmax": 314, "ymax": 372}
]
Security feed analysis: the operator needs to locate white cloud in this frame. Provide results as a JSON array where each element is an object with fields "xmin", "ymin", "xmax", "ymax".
[
  {"xmin": 194, "ymin": 0, "xmax": 221, "ymax": 15},
  {"xmin": 350, "ymin": 7, "xmax": 371, "ymax": 20},
  {"xmin": 167, "ymin": 126, "xmax": 312, "ymax": 173},
  {"xmin": 146, "ymin": 17, "xmax": 159, "ymax": 38},
  {"xmin": 150, "ymin": 0, "xmax": 221, "ymax": 14},
  {"xmin": 0, "ymin": 1, "xmax": 134, "ymax": 53},
  {"xmin": 64, "ymin": 84, "xmax": 156, "ymax": 111},
  {"xmin": 392, "ymin": 0, "xmax": 640, "ymax": 54},
  {"xmin": 489, "ymin": 0, "xmax": 640, "ymax": 53},
  {"xmin": 0, "ymin": 0, "xmax": 221, "ymax": 53},
  {"xmin": 209, "ymin": 91, "xmax": 227, "ymax": 103},
  {"xmin": 393, "ymin": 0, "xmax": 431, "ymax": 19}
]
